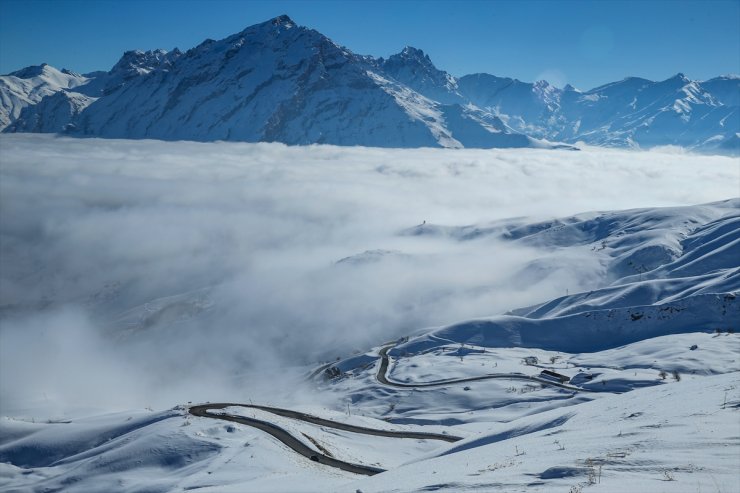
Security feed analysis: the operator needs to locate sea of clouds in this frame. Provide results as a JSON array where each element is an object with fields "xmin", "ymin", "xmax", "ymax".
[{"xmin": 0, "ymin": 134, "xmax": 737, "ymax": 414}]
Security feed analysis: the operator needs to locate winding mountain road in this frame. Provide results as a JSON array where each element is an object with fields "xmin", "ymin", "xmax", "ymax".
[
  {"xmin": 189, "ymin": 339, "xmax": 595, "ymax": 476},
  {"xmin": 376, "ymin": 343, "xmax": 597, "ymax": 393},
  {"xmin": 190, "ymin": 403, "xmax": 389, "ymax": 476}
]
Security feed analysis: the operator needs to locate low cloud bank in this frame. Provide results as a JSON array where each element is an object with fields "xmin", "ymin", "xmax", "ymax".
[{"xmin": 1, "ymin": 135, "xmax": 736, "ymax": 413}]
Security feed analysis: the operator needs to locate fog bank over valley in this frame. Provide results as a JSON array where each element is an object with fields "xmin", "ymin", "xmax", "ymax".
[{"xmin": 0, "ymin": 134, "xmax": 736, "ymax": 413}]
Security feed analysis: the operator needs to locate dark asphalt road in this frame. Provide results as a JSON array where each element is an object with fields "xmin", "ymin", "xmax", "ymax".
[
  {"xmin": 190, "ymin": 403, "xmax": 386, "ymax": 476},
  {"xmin": 244, "ymin": 403, "xmax": 461, "ymax": 442},
  {"xmin": 376, "ymin": 343, "xmax": 597, "ymax": 393},
  {"xmin": 189, "ymin": 400, "xmax": 462, "ymax": 476},
  {"xmin": 190, "ymin": 339, "xmax": 597, "ymax": 477}
]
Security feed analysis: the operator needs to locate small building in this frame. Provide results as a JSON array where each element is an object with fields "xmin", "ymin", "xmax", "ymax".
[
  {"xmin": 570, "ymin": 372, "xmax": 597, "ymax": 385},
  {"xmin": 540, "ymin": 369, "xmax": 570, "ymax": 384},
  {"xmin": 523, "ymin": 356, "xmax": 539, "ymax": 366}
]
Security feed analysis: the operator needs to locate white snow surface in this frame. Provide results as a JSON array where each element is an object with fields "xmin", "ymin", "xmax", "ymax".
[
  {"xmin": 0, "ymin": 135, "xmax": 738, "ymax": 492},
  {"xmin": 0, "ymin": 64, "xmax": 88, "ymax": 129}
]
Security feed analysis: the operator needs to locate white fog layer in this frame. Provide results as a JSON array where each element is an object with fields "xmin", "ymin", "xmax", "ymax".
[{"xmin": 0, "ymin": 134, "xmax": 737, "ymax": 414}]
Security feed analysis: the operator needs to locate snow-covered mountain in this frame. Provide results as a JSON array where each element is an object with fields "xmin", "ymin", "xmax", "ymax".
[
  {"xmin": 1, "ymin": 15, "xmax": 738, "ymax": 152},
  {"xmin": 0, "ymin": 16, "xmax": 539, "ymax": 149},
  {"xmin": 377, "ymin": 46, "xmax": 466, "ymax": 105},
  {"xmin": 398, "ymin": 199, "xmax": 739, "ymax": 354},
  {"xmin": 457, "ymin": 72, "xmax": 740, "ymax": 151},
  {"xmin": 0, "ymin": 64, "xmax": 88, "ymax": 130}
]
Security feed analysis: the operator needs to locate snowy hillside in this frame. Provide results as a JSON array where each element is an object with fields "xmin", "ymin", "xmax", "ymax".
[
  {"xmin": 2, "ymin": 370, "xmax": 738, "ymax": 492},
  {"xmin": 392, "ymin": 200, "xmax": 739, "ymax": 355},
  {"xmin": 0, "ymin": 64, "xmax": 88, "ymax": 129},
  {"xmin": 1, "ymin": 15, "xmax": 737, "ymax": 152},
  {"xmin": 458, "ymin": 72, "xmax": 740, "ymax": 151},
  {"xmin": 0, "ymin": 16, "xmax": 539, "ymax": 149},
  {"xmin": 0, "ymin": 136, "xmax": 737, "ymax": 492}
]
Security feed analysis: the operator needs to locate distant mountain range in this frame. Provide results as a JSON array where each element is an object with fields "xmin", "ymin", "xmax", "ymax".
[{"xmin": 1, "ymin": 15, "xmax": 738, "ymax": 152}]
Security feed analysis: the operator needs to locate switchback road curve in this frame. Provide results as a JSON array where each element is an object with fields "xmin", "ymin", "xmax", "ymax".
[
  {"xmin": 189, "ymin": 402, "xmax": 461, "ymax": 476},
  {"xmin": 376, "ymin": 343, "xmax": 597, "ymax": 393},
  {"xmin": 190, "ymin": 340, "xmax": 594, "ymax": 476}
]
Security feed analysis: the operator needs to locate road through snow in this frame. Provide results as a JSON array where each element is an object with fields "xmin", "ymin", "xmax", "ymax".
[
  {"xmin": 376, "ymin": 342, "xmax": 599, "ymax": 392},
  {"xmin": 189, "ymin": 340, "xmax": 599, "ymax": 476}
]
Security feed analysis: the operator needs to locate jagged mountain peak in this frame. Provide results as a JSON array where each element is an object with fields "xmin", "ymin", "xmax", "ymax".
[
  {"xmin": 110, "ymin": 48, "xmax": 180, "ymax": 75},
  {"xmin": 7, "ymin": 63, "xmax": 53, "ymax": 78},
  {"xmin": 399, "ymin": 46, "xmax": 428, "ymax": 58},
  {"xmin": 656, "ymin": 72, "xmax": 690, "ymax": 85},
  {"xmin": 386, "ymin": 46, "xmax": 435, "ymax": 68},
  {"xmin": 237, "ymin": 14, "xmax": 300, "ymax": 36},
  {"xmin": 379, "ymin": 45, "xmax": 463, "ymax": 103},
  {"xmin": 270, "ymin": 14, "xmax": 296, "ymax": 27},
  {"xmin": 115, "ymin": 48, "xmax": 166, "ymax": 60},
  {"xmin": 47, "ymin": 15, "xmax": 483, "ymax": 148},
  {"xmin": 180, "ymin": 14, "xmax": 351, "ymax": 72},
  {"xmin": 198, "ymin": 14, "xmax": 339, "ymax": 62},
  {"xmin": 3, "ymin": 63, "xmax": 86, "ymax": 89},
  {"xmin": 0, "ymin": 15, "xmax": 736, "ymax": 154},
  {"xmin": 0, "ymin": 61, "xmax": 90, "ymax": 130},
  {"xmin": 650, "ymin": 72, "xmax": 692, "ymax": 92}
]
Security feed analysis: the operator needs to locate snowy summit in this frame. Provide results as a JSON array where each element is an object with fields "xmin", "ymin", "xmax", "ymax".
[{"xmin": 0, "ymin": 15, "xmax": 738, "ymax": 153}]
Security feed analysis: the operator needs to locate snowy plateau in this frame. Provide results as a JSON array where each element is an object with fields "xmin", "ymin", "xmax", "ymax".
[
  {"xmin": 0, "ymin": 133, "xmax": 738, "ymax": 493},
  {"xmin": 0, "ymin": 15, "xmax": 739, "ymax": 153}
]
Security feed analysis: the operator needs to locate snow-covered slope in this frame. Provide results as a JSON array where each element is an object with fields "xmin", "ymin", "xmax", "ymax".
[
  {"xmin": 74, "ymin": 16, "xmax": 452, "ymax": 147},
  {"xmin": 3, "ymin": 370, "xmax": 738, "ymax": 493},
  {"xmin": 5, "ymin": 90, "xmax": 95, "ymax": 133},
  {"xmin": 2, "ymin": 15, "xmax": 737, "ymax": 151},
  {"xmin": 458, "ymin": 72, "xmax": 740, "ymax": 151},
  {"xmin": 390, "ymin": 199, "xmax": 740, "ymax": 355},
  {"xmin": 346, "ymin": 372, "xmax": 740, "ymax": 493},
  {"xmin": 0, "ymin": 16, "xmax": 536, "ymax": 148},
  {"xmin": 457, "ymin": 74, "xmax": 563, "ymax": 138},
  {"xmin": 0, "ymin": 64, "xmax": 88, "ymax": 129},
  {"xmin": 377, "ymin": 46, "xmax": 465, "ymax": 105},
  {"xmin": 558, "ymin": 74, "xmax": 740, "ymax": 150}
]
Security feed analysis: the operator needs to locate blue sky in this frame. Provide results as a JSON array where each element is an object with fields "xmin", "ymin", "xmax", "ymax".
[{"xmin": 1, "ymin": 0, "xmax": 738, "ymax": 89}]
